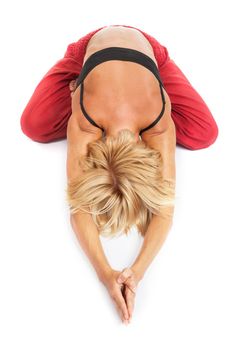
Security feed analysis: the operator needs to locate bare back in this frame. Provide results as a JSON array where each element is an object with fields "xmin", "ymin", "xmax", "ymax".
[{"xmin": 72, "ymin": 25, "xmax": 171, "ymax": 137}]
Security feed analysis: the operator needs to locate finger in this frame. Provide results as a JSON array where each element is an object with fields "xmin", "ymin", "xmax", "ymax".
[
  {"xmin": 117, "ymin": 267, "xmax": 133, "ymax": 284},
  {"xmin": 114, "ymin": 289, "xmax": 129, "ymax": 321},
  {"xmin": 124, "ymin": 286, "xmax": 135, "ymax": 321},
  {"xmin": 118, "ymin": 306, "xmax": 129, "ymax": 324},
  {"xmin": 69, "ymin": 80, "xmax": 76, "ymax": 90},
  {"xmin": 121, "ymin": 285, "xmax": 135, "ymax": 323},
  {"xmin": 69, "ymin": 81, "xmax": 73, "ymax": 91},
  {"xmin": 122, "ymin": 275, "xmax": 137, "ymax": 293},
  {"xmin": 114, "ymin": 297, "xmax": 128, "ymax": 323},
  {"xmin": 113, "ymin": 299, "xmax": 125, "ymax": 323}
]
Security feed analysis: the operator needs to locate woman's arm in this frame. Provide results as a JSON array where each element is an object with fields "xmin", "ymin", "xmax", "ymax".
[
  {"xmin": 131, "ymin": 116, "xmax": 176, "ymax": 281},
  {"xmin": 66, "ymin": 116, "xmax": 112, "ymax": 282},
  {"xmin": 131, "ymin": 209, "xmax": 174, "ymax": 281},
  {"xmin": 66, "ymin": 117, "xmax": 131, "ymax": 322},
  {"xmin": 70, "ymin": 211, "xmax": 112, "ymax": 282}
]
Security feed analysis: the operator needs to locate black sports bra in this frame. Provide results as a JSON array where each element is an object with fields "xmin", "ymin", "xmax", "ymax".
[{"xmin": 74, "ymin": 47, "xmax": 166, "ymax": 136}]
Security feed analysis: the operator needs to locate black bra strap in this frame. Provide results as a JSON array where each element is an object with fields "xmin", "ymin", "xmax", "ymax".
[
  {"xmin": 139, "ymin": 82, "xmax": 166, "ymax": 136},
  {"xmin": 77, "ymin": 47, "xmax": 167, "ymax": 136},
  {"xmin": 80, "ymin": 79, "xmax": 166, "ymax": 136},
  {"xmin": 80, "ymin": 81, "xmax": 105, "ymax": 132},
  {"xmin": 76, "ymin": 47, "xmax": 165, "ymax": 88}
]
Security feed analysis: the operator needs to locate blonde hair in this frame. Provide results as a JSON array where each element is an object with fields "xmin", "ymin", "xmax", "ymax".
[{"xmin": 66, "ymin": 129, "xmax": 175, "ymax": 238}]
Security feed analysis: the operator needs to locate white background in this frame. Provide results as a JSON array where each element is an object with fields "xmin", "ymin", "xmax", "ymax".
[{"xmin": 0, "ymin": 0, "xmax": 233, "ymax": 349}]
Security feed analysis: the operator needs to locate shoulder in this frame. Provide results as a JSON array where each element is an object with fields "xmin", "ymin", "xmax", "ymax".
[
  {"xmin": 141, "ymin": 110, "xmax": 175, "ymax": 144},
  {"xmin": 67, "ymin": 114, "xmax": 102, "ymax": 145},
  {"xmin": 141, "ymin": 114, "xmax": 176, "ymax": 183},
  {"xmin": 140, "ymin": 87, "xmax": 172, "ymax": 138},
  {"xmin": 66, "ymin": 115, "xmax": 102, "ymax": 181}
]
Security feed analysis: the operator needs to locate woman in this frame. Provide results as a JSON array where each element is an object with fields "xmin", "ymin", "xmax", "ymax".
[{"xmin": 20, "ymin": 24, "xmax": 219, "ymax": 325}]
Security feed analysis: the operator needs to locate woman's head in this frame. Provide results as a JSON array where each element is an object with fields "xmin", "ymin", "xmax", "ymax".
[{"xmin": 66, "ymin": 129, "xmax": 175, "ymax": 238}]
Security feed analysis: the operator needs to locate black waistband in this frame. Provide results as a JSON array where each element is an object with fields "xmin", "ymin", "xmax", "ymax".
[{"xmin": 75, "ymin": 46, "xmax": 164, "ymax": 88}]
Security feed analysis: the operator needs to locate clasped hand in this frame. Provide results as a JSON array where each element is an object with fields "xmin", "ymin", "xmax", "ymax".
[{"xmin": 102, "ymin": 267, "xmax": 139, "ymax": 325}]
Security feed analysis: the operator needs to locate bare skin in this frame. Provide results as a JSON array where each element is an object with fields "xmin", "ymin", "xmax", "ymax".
[
  {"xmin": 103, "ymin": 268, "xmax": 139, "ymax": 325},
  {"xmin": 69, "ymin": 25, "xmax": 172, "ymax": 139},
  {"xmin": 67, "ymin": 25, "xmax": 176, "ymax": 324}
]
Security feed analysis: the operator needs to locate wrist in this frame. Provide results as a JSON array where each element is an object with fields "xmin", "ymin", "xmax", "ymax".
[
  {"xmin": 130, "ymin": 264, "xmax": 144, "ymax": 283},
  {"xmin": 98, "ymin": 266, "xmax": 112, "ymax": 285}
]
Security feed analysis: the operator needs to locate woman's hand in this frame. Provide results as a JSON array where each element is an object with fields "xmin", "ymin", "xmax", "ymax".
[
  {"xmin": 69, "ymin": 79, "xmax": 76, "ymax": 97},
  {"xmin": 116, "ymin": 267, "xmax": 139, "ymax": 323},
  {"xmin": 102, "ymin": 267, "xmax": 139, "ymax": 324}
]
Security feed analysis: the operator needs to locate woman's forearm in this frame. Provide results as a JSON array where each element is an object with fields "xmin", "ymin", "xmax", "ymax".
[
  {"xmin": 70, "ymin": 211, "xmax": 112, "ymax": 283},
  {"xmin": 131, "ymin": 213, "xmax": 174, "ymax": 281}
]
